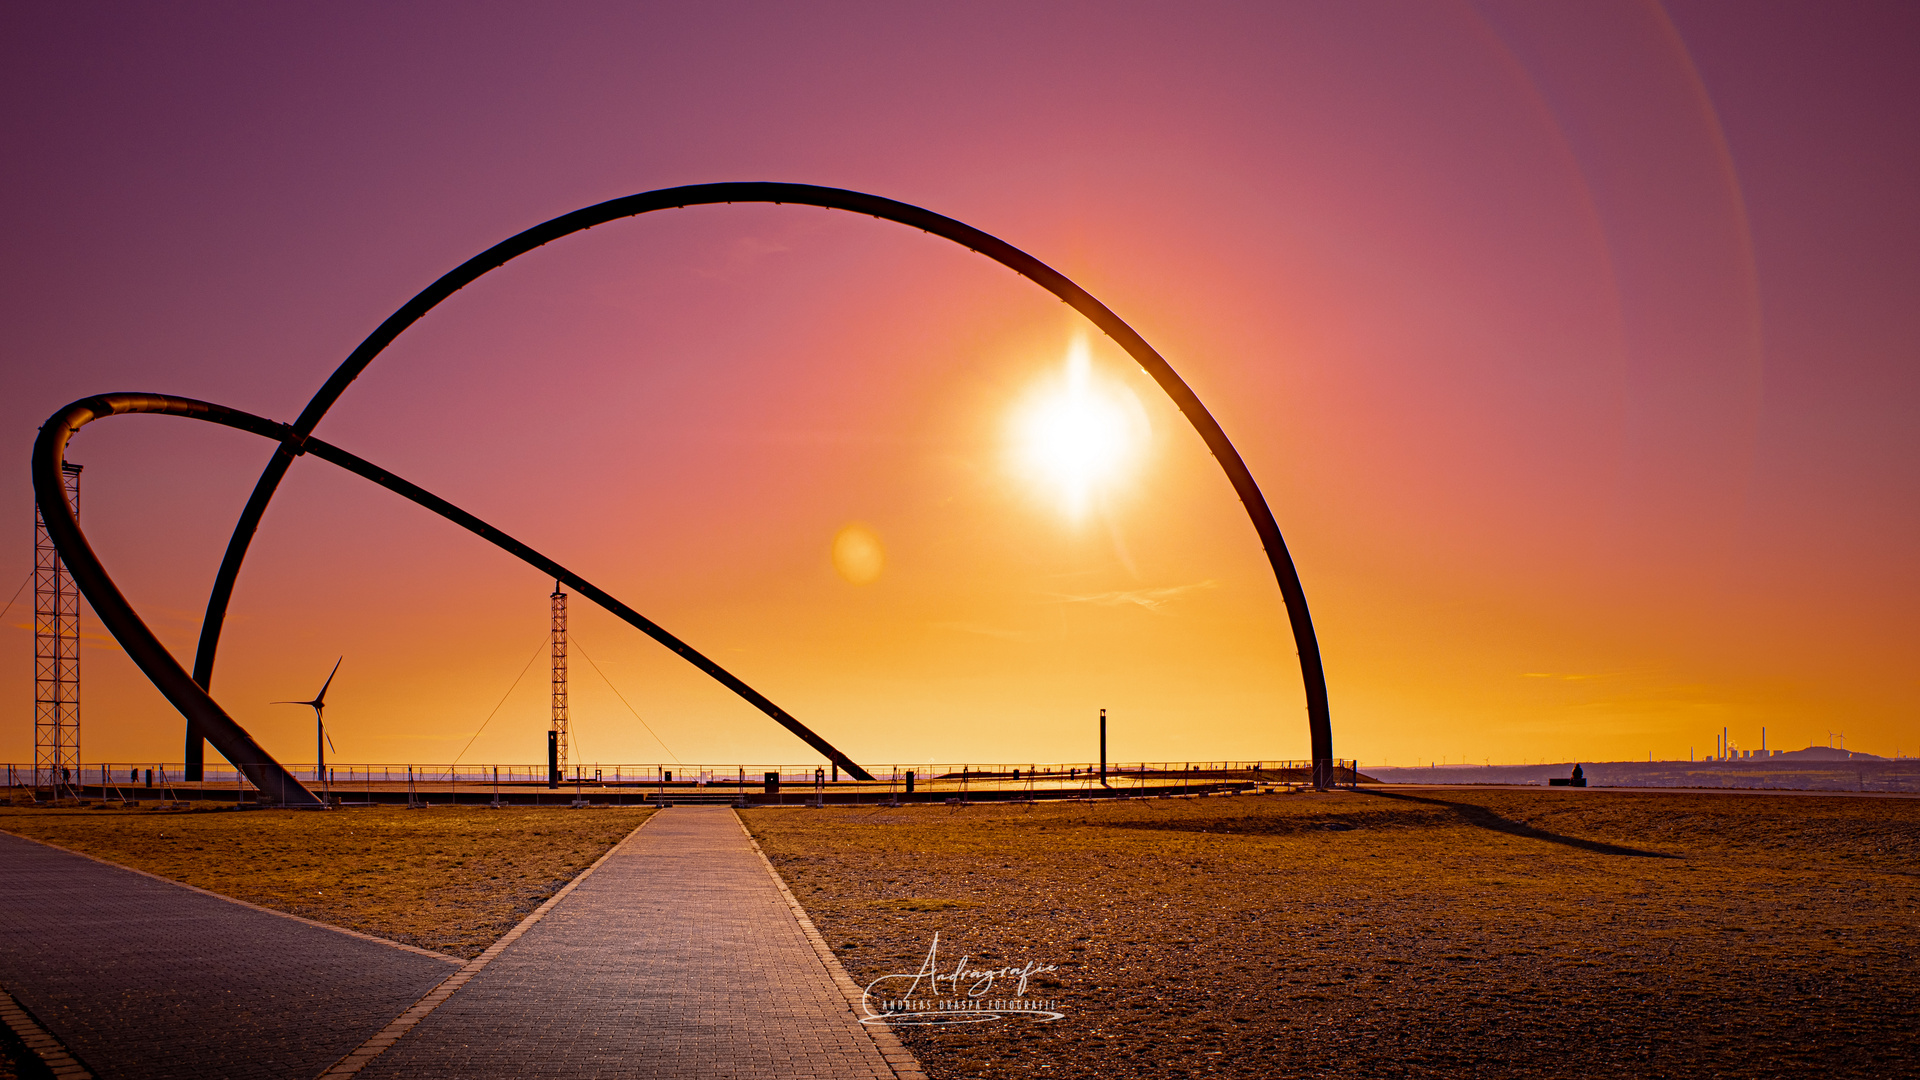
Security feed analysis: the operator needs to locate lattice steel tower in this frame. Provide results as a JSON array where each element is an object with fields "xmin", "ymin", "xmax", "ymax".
[
  {"xmin": 550, "ymin": 581, "xmax": 569, "ymax": 773},
  {"xmin": 34, "ymin": 463, "xmax": 82, "ymax": 793}
]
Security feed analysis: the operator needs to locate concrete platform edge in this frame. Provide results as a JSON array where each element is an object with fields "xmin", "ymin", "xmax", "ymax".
[{"xmin": 0, "ymin": 981, "xmax": 93, "ymax": 1079}]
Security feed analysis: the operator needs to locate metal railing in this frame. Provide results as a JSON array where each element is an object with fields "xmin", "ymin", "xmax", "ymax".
[{"xmin": 4, "ymin": 759, "xmax": 1366, "ymax": 804}]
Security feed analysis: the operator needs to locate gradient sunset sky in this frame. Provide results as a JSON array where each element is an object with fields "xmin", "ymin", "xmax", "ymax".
[{"xmin": 3, "ymin": 1, "xmax": 1915, "ymax": 770}]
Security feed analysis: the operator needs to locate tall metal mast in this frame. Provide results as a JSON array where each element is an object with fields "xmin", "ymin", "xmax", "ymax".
[
  {"xmin": 550, "ymin": 581, "xmax": 569, "ymax": 774},
  {"xmin": 34, "ymin": 463, "xmax": 82, "ymax": 794}
]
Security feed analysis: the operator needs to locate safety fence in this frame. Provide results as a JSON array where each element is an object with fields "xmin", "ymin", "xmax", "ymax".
[{"xmin": 5, "ymin": 759, "xmax": 1369, "ymax": 805}]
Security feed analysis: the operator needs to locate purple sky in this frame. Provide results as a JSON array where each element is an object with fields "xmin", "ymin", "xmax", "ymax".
[{"xmin": 2, "ymin": 2, "xmax": 1915, "ymax": 769}]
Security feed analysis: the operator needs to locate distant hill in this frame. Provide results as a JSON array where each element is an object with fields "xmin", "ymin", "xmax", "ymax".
[{"xmin": 1774, "ymin": 746, "xmax": 1885, "ymax": 761}]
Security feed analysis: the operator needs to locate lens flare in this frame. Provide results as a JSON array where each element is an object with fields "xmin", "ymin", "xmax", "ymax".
[
  {"xmin": 1009, "ymin": 338, "xmax": 1150, "ymax": 521},
  {"xmin": 832, "ymin": 523, "xmax": 885, "ymax": 584}
]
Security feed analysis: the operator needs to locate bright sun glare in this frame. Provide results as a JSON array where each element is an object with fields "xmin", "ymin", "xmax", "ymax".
[{"xmin": 1010, "ymin": 338, "xmax": 1150, "ymax": 521}]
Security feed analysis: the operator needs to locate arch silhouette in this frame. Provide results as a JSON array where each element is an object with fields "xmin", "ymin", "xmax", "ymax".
[
  {"xmin": 33, "ymin": 392, "xmax": 880, "ymax": 803},
  {"xmin": 39, "ymin": 184, "xmax": 1333, "ymax": 803}
]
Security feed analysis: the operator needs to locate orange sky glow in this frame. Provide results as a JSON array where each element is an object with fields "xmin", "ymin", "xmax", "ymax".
[{"xmin": 2, "ymin": 2, "xmax": 1915, "ymax": 771}]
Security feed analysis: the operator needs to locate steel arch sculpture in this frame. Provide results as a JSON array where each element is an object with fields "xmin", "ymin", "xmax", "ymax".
[
  {"xmin": 35, "ymin": 183, "xmax": 1333, "ymax": 806},
  {"xmin": 34, "ymin": 393, "xmax": 897, "ymax": 803}
]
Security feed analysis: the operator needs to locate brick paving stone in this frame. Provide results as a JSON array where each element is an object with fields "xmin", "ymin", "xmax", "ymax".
[
  {"xmin": 0, "ymin": 830, "xmax": 455, "ymax": 1080},
  {"xmin": 360, "ymin": 807, "xmax": 908, "ymax": 1080}
]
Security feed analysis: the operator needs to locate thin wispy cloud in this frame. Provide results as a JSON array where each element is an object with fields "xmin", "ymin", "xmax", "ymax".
[
  {"xmin": 10, "ymin": 621, "xmax": 126, "ymax": 652},
  {"xmin": 1049, "ymin": 580, "xmax": 1218, "ymax": 612},
  {"xmin": 929, "ymin": 621, "xmax": 1034, "ymax": 642},
  {"xmin": 1520, "ymin": 671, "xmax": 1730, "ymax": 711}
]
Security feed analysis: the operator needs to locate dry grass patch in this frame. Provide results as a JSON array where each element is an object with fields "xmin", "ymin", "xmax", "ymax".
[
  {"xmin": 745, "ymin": 789, "xmax": 1920, "ymax": 1079},
  {"xmin": 0, "ymin": 803, "xmax": 650, "ymax": 957}
]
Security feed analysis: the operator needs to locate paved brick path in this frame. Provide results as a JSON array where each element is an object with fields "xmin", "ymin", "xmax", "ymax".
[
  {"xmin": 359, "ymin": 807, "xmax": 911, "ymax": 1080},
  {"xmin": 0, "ymin": 830, "xmax": 456, "ymax": 1080}
]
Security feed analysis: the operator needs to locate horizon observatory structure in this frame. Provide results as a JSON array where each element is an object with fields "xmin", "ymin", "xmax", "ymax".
[{"xmin": 32, "ymin": 183, "xmax": 1333, "ymax": 805}]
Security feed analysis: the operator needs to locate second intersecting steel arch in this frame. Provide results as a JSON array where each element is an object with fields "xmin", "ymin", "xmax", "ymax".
[{"xmin": 185, "ymin": 182, "xmax": 1334, "ymax": 787}]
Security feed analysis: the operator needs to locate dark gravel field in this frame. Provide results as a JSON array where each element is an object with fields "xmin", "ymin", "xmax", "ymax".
[{"xmin": 744, "ymin": 787, "xmax": 1920, "ymax": 1079}]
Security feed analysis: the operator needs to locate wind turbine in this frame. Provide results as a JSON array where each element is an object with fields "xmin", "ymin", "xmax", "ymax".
[{"xmin": 274, "ymin": 658, "xmax": 341, "ymax": 785}]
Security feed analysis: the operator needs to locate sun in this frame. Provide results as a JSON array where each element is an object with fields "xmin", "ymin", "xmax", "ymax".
[{"xmin": 1009, "ymin": 338, "xmax": 1151, "ymax": 521}]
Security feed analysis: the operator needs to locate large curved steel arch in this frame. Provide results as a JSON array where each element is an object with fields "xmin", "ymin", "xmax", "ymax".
[
  {"xmin": 75, "ymin": 182, "xmax": 1328, "ymax": 792},
  {"xmin": 34, "ymin": 392, "xmax": 890, "ymax": 804}
]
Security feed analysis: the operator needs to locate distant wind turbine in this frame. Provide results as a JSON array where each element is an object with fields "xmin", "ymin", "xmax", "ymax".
[{"xmin": 274, "ymin": 657, "xmax": 341, "ymax": 782}]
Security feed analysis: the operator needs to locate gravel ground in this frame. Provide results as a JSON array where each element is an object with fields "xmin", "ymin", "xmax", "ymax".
[{"xmin": 743, "ymin": 787, "xmax": 1920, "ymax": 1079}]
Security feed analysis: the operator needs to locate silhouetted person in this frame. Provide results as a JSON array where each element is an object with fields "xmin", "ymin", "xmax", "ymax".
[{"xmin": 1571, "ymin": 764, "xmax": 1585, "ymax": 785}]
